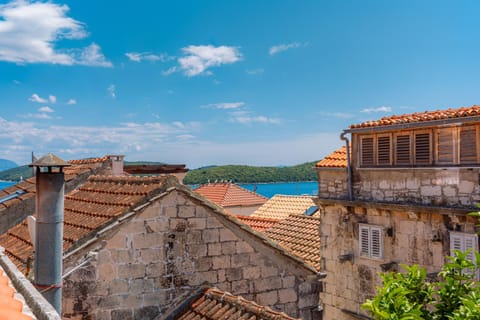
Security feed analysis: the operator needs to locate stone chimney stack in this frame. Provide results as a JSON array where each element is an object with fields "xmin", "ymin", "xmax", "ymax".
[
  {"xmin": 109, "ymin": 155, "xmax": 125, "ymax": 176},
  {"xmin": 29, "ymin": 153, "xmax": 70, "ymax": 314}
]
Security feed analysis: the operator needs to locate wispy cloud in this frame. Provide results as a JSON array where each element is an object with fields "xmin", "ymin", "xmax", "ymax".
[
  {"xmin": 166, "ymin": 45, "xmax": 242, "ymax": 77},
  {"xmin": 29, "ymin": 94, "xmax": 47, "ymax": 103},
  {"xmin": 49, "ymin": 95, "xmax": 56, "ymax": 104},
  {"xmin": 0, "ymin": 0, "xmax": 111, "ymax": 67},
  {"xmin": 125, "ymin": 52, "xmax": 174, "ymax": 62},
  {"xmin": 269, "ymin": 42, "xmax": 306, "ymax": 56},
  {"xmin": 229, "ymin": 111, "xmax": 281, "ymax": 125},
  {"xmin": 246, "ymin": 68, "xmax": 264, "ymax": 75},
  {"xmin": 107, "ymin": 85, "xmax": 116, "ymax": 99},
  {"xmin": 67, "ymin": 99, "xmax": 77, "ymax": 105},
  {"xmin": 38, "ymin": 106, "xmax": 54, "ymax": 113},
  {"xmin": 361, "ymin": 106, "xmax": 392, "ymax": 113},
  {"xmin": 203, "ymin": 102, "xmax": 245, "ymax": 110},
  {"xmin": 318, "ymin": 111, "xmax": 355, "ymax": 119}
]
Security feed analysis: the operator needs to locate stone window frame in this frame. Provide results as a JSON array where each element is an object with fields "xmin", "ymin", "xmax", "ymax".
[
  {"xmin": 450, "ymin": 231, "xmax": 479, "ymax": 280},
  {"xmin": 359, "ymin": 224, "xmax": 384, "ymax": 260}
]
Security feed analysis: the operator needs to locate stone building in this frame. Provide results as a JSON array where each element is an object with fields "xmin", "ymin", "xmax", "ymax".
[
  {"xmin": 0, "ymin": 173, "xmax": 321, "ymax": 319},
  {"xmin": 315, "ymin": 105, "xmax": 480, "ymax": 319}
]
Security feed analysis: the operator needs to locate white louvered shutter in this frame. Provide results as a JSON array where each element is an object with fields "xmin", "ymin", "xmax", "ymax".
[
  {"xmin": 450, "ymin": 232, "xmax": 479, "ymax": 279},
  {"xmin": 359, "ymin": 225, "xmax": 370, "ymax": 257},
  {"xmin": 370, "ymin": 227, "xmax": 383, "ymax": 259}
]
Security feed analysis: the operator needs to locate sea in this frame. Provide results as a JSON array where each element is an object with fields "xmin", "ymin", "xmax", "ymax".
[{"xmin": 0, "ymin": 180, "xmax": 318, "ymax": 199}]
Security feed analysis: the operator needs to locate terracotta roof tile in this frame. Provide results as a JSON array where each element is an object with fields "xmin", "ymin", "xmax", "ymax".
[
  {"xmin": 236, "ymin": 216, "xmax": 280, "ymax": 232},
  {"xmin": 173, "ymin": 287, "xmax": 299, "ymax": 320},
  {"xmin": 316, "ymin": 146, "xmax": 348, "ymax": 168},
  {"xmin": 265, "ymin": 215, "xmax": 321, "ymax": 271},
  {"xmin": 350, "ymin": 105, "xmax": 480, "ymax": 129},
  {"xmin": 252, "ymin": 195, "xmax": 318, "ymax": 220},
  {"xmin": 194, "ymin": 183, "xmax": 268, "ymax": 208},
  {"xmin": 0, "ymin": 266, "xmax": 33, "ymax": 320},
  {"xmin": 0, "ymin": 175, "xmax": 168, "ymax": 273}
]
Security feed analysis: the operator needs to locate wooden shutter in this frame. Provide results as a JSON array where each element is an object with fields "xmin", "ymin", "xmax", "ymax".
[
  {"xmin": 377, "ymin": 135, "xmax": 391, "ymax": 165},
  {"xmin": 415, "ymin": 132, "xmax": 431, "ymax": 164},
  {"xmin": 460, "ymin": 125, "xmax": 477, "ymax": 164},
  {"xmin": 359, "ymin": 225, "xmax": 370, "ymax": 257},
  {"xmin": 437, "ymin": 127, "xmax": 456, "ymax": 164},
  {"xmin": 370, "ymin": 227, "xmax": 383, "ymax": 259},
  {"xmin": 361, "ymin": 136, "xmax": 374, "ymax": 166},
  {"xmin": 395, "ymin": 134, "xmax": 411, "ymax": 165}
]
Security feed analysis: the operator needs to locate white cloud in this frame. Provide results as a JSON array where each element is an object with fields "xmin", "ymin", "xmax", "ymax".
[
  {"xmin": 107, "ymin": 84, "xmax": 116, "ymax": 99},
  {"xmin": 246, "ymin": 68, "xmax": 264, "ymax": 75},
  {"xmin": 28, "ymin": 93, "xmax": 47, "ymax": 103},
  {"xmin": 0, "ymin": 1, "xmax": 111, "ymax": 67},
  {"xmin": 229, "ymin": 110, "xmax": 281, "ymax": 125},
  {"xmin": 319, "ymin": 111, "xmax": 355, "ymax": 119},
  {"xmin": 170, "ymin": 45, "xmax": 242, "ymax": 77},
  {"xmin": 125, "ymin": 52, "xmax": 173, "ymax": 62},
  {"xmin": 269, "ymin": 42, "xmax": 302, "ymax": 56},
  {"xmin": 20, "ymin": 113, "xmax": 52, "ymax": 119},
  {"xmin": 67, "ymin": 99, "xmax": 77, "ymax": 105},
  {"xmin": 49, "ymin": 95, "xmax": 56, "ymax": 104},
  {"xmin": 203, "ymin": 102, "xmax": 245, "ymax": 110},
  {"xmin": 38, "ymin": 106, "xmax": 54, "ymax": 113},
  {"xmin": 361, "ymin": 106, "xmax": 392, "ymax": 113}
]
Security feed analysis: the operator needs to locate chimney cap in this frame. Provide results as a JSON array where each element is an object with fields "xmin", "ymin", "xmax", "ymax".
[{"xmin": 29, "ymin": 153, "xmax": 71, "ymax": 168}]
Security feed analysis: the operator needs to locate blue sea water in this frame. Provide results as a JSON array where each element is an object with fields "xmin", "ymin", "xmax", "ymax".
[
  {"xmin": 0, "ymin": 181, "xmax": 15, "ymax": 191},
  {"xmin": 239, "ymin": 181, "xmax": 318, "ymax": 198}
]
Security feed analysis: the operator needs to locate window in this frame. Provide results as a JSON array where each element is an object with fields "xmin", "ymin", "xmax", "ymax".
[
  {"xmin": 450, "ymin": 232, "xmax": 479, "ymax": 279},
  {"xmin": 460, "ymin": 125, "xmax": 477, "ymax": 164},
  {"xmin": 360, "ymin": 136, "xmax": 374, "ymax": 166},
  {"xmin": 359, "ymin": 224, "xmax": 383, "ymax": 259},
  {"xmin": 414, "ymin": 131, "xmax": 432, "ymax": 164},
  {"xmin": 436, "ymin": 127, "xmax": 456, "ymax": 164},
  {"xmin": 395, "ymin": 134, "xmax": 411, "ymax": 165},
  {"xmin": 377, "ymin": 135, "xmax": 392, "ymax": 165}
]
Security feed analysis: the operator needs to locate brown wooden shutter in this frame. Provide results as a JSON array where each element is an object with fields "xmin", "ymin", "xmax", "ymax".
[
  {"xmin": 415, "ymin": 132, "xmax": 431, "ymax": 164},
  {"xmin": 361, "ymin": 137, "xmax": 374, "ymax": 166},
  {"xmin": 395, "ymin": 134, "xmax": 411, "ymax": 165},
  {"xmin": 377, "ymin": 135, "xmax": 391, "ymax": 165},
  {"xmin": 437, "ymin": 127, "xmax": 456, "ymax": 164},
  {"xmin": 460, "ymin": 125, "xmax": 477, "ymax": 164}
]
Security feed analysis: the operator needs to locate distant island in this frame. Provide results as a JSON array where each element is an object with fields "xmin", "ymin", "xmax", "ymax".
[{"xmin": 0, "ymin": 160, "xmax": 319, "ymax": 184}]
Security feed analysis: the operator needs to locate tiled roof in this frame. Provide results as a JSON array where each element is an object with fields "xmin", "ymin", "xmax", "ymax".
[
  {"xmin": 0, "ymin": 175, "xmax": 168, "ymax": 273},
  {"xmin": 0, "ymin": 266, "xmax": 32, "ymax": 320},
  {"xmin": 315, "ymin": 146, "xmax": 348, "ymax": 168},
  {"xmin": 169, "ymin": 287, "xmax": 299, "ymax": 320},
  {"xmin": 0, "ymin": 157, "xmax": 110, "ymax": 211},
  {"xmin": 350, "ymin": 105, "xmax": 480, "ymax": 129},
  {"xmin": 236, "ymin": 216, "xmax": 280, "ymax": 232},
  {"xmin": 252, "ymin": 195, "xmax": 318, "ymax": 220},
  {"xmin": 194, "ymin": 183, "xmax": 268, "ymax": 208},
  {"xmin": 265, "ymin": 215, "xmax": 321, "ymax": 271}
]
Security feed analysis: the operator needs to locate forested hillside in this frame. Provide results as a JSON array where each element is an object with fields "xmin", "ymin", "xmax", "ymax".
[{"xmin": 183, "ymin": 161, "xmax": 318, "ymax": 184}]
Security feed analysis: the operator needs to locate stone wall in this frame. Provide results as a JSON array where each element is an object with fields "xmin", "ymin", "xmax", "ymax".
[
  {"xmin": 353, "ymin": 168, "xmax": 480, "ymax": 207},
  {"xmin": 316, "ymin": 202, "xmax": 478, "ymax": 320},
  {"xmin": 62, "ymin": 189, "xmax": 320, "ymax": 320},
  {"xmin": 317, "ymin": 169, "xmax": 348, "ymax": 199}
]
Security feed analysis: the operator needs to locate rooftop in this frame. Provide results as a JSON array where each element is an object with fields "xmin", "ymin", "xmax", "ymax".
[
  {"xmin": 264, "ymin": 215, "xmax": 321, "ymax": 271},
  {"xmin": 252, "ymin": 194, "xmax": 318, "ymax": 220},
  {"xmin": 194, "ymin": 183, "xmax": 268, "ymax": 208},
  {"xmin": 236, "ymin": 215, "xmax": 280, "ymax": 232},
  {"xmin": 315, "ymin": 146, "xmax": 348, "ymax": 168},
  {"xmin": 350, "ymin": 105, "xmax": 480, "ymax": 129},
  {"xmin": 163, "ymin": 287, "xmax": 299, "ymax": 320}
]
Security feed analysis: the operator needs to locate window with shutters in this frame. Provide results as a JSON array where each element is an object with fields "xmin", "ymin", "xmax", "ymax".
[
  {"xmin": 436, "ymin": 127, "xmax": 456, "ymax": 164},
  {"xmin": 377, "ymin": 134, "xmax": 392, "ymax": 165},
  {"xmin": 360, "ymin": 136, "xmax": 374, "ymax": 166},
  {"xmin": 395, "ymin": 134, "xmax": 411, "ymax": 165},
  {"xmin": 460, "ymin": 125, "xmax": 478, "ymax": 164},
  {"xmin": 359, "ymin": 224, "xmax": 383, "ymax": 259},
  {"xmin": 450, "ymin": 232, "xmax": 479, "ymax": 279},
  {"xmin": 414, "ymin": 131, "xmax": 432, "ymax": 165}
]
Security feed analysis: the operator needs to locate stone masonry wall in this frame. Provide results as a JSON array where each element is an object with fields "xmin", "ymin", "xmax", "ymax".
[
  {"xmin": 317, "ymin": 169, "xmax": 348, "ymax": 199},
  {"xmin": 353, "ymin": 168, "xmax": 480, "ymax": 207},
  {"xmin": 62, "ymin": 189, "xmax": 320, "ymax": 320},
  {"xmin": 317, "ymin": 203, "xmax": 478, "ymax": 320}
]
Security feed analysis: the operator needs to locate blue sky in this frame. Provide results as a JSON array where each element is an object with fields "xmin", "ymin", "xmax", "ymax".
[{"xmin": 1, "ymin": 1, "xmax": 480, "ymax": 168}]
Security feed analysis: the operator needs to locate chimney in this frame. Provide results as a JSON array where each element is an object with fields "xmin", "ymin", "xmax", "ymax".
[
  {"xmin": 108, "ymin": 155, "xmax": 124, "ymax": 176},
  {"xmin": 29, "ymin": 153, "xmax": 70, "ymax": 314}
]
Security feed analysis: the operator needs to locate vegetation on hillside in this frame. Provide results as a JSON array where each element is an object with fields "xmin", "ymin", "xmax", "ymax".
[
  {"xmin": 183, "ymin": 161, "xmax": 318, "ymax": 184},
  {"xmin": 0, "ymin": 165, "xmax": 31, "ymax": 181}
]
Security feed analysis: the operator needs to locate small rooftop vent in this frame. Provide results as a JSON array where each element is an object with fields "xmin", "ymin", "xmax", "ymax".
[
  {"xmin": 0, "ymin": 190, "xmax": 25, "ymax": 204},
  {"xmin": 304, "ymin": 205, "xmax": 318, "ymax": 216}
]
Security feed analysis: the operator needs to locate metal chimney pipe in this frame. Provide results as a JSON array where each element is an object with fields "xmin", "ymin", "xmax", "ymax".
[{"xmin": 29, "ymin": 153, "xmax": 70, "ymax": 314}]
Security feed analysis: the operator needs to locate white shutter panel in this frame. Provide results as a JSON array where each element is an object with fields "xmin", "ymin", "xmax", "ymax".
[
  {"xmin": 370, "ymin": 227, "xmax": 383, "ymax": 259},
  {"xmin": 359, "ymin": 225, "xmax": 370, "ymax": 257},
  {"xmin": 450, "ymin": 232, "xmax": 479, "ymax": 280},
  {"xmin": 450, "ymin": 233, "xmax": 463, "ymax": 255},
  {"xmin": 464, "ymin": 235, "xmax": 477, "ymax": 262}
]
